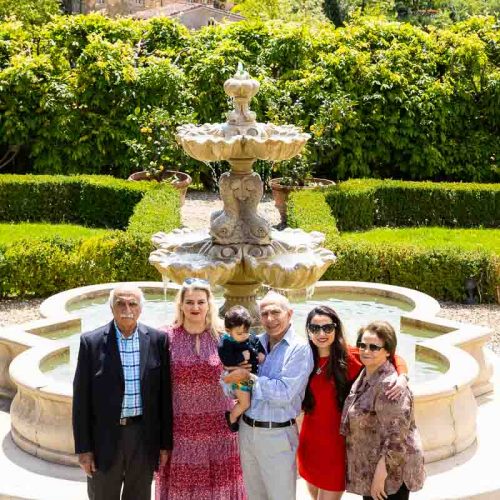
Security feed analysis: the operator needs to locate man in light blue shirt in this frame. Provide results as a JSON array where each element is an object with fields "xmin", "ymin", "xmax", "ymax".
[{"xmin": 225, "ymin": 291, "xmax": 314, "ymax": 499}]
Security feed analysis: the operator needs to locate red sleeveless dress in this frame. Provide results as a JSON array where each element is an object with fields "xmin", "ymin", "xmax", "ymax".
[{"xmin": 297, "ymin": 347, "xmax": 362, "ymax": 491}]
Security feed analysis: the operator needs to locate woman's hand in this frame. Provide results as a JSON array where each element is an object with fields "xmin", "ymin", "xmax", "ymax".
[
  {"xmin": 370, "ymin": 456, "xmax": 388, "ymax": 500},
  {"xmin": 385, "ymin": 373, "xmax": 408, "ymax": 400},
  {"xmin": 159, "ymin": 449, "xmax": 171, "ymax": 467}
]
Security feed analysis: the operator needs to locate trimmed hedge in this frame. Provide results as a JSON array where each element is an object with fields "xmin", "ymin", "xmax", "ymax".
[
  {"xmin": 0, "ymin": 174, "xmax": 155, "ymax": 229},
  {"xmin": 0, "ymin": 174, "xmax": 181, "ymax": 297},
  {"xmin": 0, "ymin": 232, "xmax": 160, "ymax": 297},
  {"xmin": 326, "ymin": 179, "xmax": 500, "ymax": 231},
  {"xmin": 288, "ymin": 189, "xmax": 500, "ymax": 302},
  {"xmin": 127, "ymin": 184, "xmax": 180, "ymax": 238}
]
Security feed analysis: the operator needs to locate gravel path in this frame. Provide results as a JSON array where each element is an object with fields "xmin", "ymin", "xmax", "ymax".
[
  {"xmin": 1, "ymin": 190, "xmax": 499, "ymax": 353},
  {"xmin": 181, "ymin": 190, "xmax": 281, "ymax": 230}
]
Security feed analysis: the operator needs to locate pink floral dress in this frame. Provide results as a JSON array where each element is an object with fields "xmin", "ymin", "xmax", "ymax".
[{"xmin": 155, "ymin": 325, "xmax": 246, "ymax": 500}]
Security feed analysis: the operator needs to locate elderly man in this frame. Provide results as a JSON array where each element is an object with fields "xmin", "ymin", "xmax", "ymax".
[
  {"xmin": 72, "ymin": 284, "xmax": 173, "ymax": 500},
  {"xmin": 225, "ymin": 291, "xmax": 314, "ymax": 500}
]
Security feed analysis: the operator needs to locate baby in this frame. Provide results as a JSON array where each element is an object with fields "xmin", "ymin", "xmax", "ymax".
[{"xmin": 218, "ymin": 305, "xmax": 266, "ymax": 432}]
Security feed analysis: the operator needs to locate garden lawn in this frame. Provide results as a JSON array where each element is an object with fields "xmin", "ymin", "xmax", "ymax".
[
  {"xmin": 342, "ymin": 227, "xmax": 500, "ymax": 255},
  {"xmin": 0, "ymin": 223, "xmax": 113, "ymax": 245}
]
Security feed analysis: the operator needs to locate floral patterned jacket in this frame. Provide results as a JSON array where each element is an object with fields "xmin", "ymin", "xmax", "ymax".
[{"xmin": 340, "ymin": 360, "xmax": 425, "ymax": 496}]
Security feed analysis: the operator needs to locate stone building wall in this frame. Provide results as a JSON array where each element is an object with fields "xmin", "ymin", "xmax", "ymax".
[{"xmin": 72, "ymin": 0, "xmax": 214, "ymax": 15}]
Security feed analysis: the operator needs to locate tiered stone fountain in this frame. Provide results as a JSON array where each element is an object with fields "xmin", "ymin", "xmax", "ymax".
[{"xmin": 150, "ymin": 64, "xmax": 335, "ymax": 320}]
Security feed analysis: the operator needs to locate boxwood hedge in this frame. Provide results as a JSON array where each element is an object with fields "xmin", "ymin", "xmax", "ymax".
[
  {"xmin": 0, "ymin": 174, "xmax": 180, "ymax": 297},
  {"xmin": 288, "ymin": 188, "xmax": 499, "ymax": 302},
  {"xmin": 326, "ymin": 179, "xmax": 500, "ymax": 231}
]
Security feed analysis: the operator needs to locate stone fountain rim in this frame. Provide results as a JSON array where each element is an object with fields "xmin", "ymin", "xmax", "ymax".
[
  {"xmin": 4, "ymin": 279, "xmax": 482, "ymax": 400},
  {"xmin": 2, "ymin": 280, "xmax": 492, "ymax": 466}
]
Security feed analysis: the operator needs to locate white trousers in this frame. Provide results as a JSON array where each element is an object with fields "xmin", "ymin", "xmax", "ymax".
[{"xmin": 238, "ymin": 419, "xmax": 298, "ymax": 500}]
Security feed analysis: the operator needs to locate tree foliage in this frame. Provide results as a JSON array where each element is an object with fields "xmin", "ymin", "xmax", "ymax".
[
  {"xmin": 233, "ymin": 0, "xmax": 326, "ymax": 21},
  {"xmin": 0, "ymin": 14, "xmax": 498, "ymax": 183},
  {"xmin": 0, "ymin": 0, "xmax": 60, "ymax": 26}
]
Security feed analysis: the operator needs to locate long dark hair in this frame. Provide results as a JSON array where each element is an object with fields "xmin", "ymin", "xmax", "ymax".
[{"xmin": 302, "ymin": 305, "xmax": 350, "ymax": 412}]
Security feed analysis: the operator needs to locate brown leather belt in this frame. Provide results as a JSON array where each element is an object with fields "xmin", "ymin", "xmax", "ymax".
[
  {"xmin": 243, "ymin": 414, "xmax": 295, "ymax": 429},
  {"xmin": 119, "ymin": 415, "xmax": 142, "ymax": 426}
]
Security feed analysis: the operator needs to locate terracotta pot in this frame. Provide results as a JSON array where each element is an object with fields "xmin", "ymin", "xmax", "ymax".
[
  {"xmin": 128, "ymin": 170, "xmax": 192, "ymax": 205},
  {"xmin": 270, "ymin": 177, "xmax": 335, "ymax": 225}
]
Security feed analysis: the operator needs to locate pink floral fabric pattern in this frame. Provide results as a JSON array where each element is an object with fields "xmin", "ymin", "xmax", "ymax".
[
  {"xmin": 155, "ymin": 325, "xmax": 246, "ymax": 500},
  {"xmin": 340, "ymin": 360, "xmax": 425, "ymax": 496}
]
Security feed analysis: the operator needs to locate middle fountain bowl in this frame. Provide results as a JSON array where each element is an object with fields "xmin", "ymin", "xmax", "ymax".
[{"xmin": 150, "ymin": 64, "xmax": 336, "ymax": 323}]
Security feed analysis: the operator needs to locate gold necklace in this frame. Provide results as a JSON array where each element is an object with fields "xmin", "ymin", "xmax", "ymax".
[{"xmin": 316, "ymin": 359, "xmax": 328, "ymax": 375}]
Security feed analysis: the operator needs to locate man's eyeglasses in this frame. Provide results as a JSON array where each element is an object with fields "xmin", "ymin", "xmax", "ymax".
[
  {"xmin": 308, "ymin": 323, "xmax": 337, "ymax": 335},
  {"xmin": 357, "ymin": 342, "xmax": 385, "ymax": 352},
  {"xmin": 183, "ymin": 277, "xmax": 209, "ymax": 286}
]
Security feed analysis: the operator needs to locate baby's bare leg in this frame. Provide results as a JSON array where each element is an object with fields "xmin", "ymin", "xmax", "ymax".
[{"xmin": 229, "ymin": 389, "xmax": 251, "ymax": 423}]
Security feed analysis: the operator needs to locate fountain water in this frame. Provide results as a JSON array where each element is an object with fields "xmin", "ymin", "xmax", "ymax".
[{"xmin": 149, "ymin": 64, "xmax": 335, "ymax": 321}]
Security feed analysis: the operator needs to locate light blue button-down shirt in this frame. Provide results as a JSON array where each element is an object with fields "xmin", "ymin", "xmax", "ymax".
[{"xmin": 246, "ymin": 324, "xmax": 313, "ymax": 423}]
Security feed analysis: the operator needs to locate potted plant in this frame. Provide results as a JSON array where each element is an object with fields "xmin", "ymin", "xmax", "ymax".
[
  {"xmin": 270, "ymin": 153, "xmax": 335, "ymax": 224},
  {"xmin": 126, "ymin": 109, "xmax": 192, "ymax": 205}
]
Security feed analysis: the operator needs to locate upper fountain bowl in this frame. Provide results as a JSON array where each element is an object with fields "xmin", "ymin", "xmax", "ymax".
[
  {"xmin": 176, "ymin": 123, "xmax": 310, "ymax": 165},
  {"xmin": 175, "ymin": 64, "xmax": 310, "ymax": 170}
]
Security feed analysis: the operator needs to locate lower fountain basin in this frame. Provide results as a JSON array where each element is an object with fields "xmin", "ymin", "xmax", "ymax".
[
  {"xmin": 1, "ymin": 281, "xmax": 492, "ymax": 466},
  {"xmin": 246, "ymin": 250, "xmax": 336, "ymax": 289},
  {"xmin": 149, "ymin": 250, "xmax": 238, "ymax": 286}
]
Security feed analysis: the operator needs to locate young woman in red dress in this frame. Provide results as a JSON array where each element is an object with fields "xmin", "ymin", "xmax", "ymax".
[{"xmin": 297, "ymin": 305, "xmax": 408, "ymax": 500}]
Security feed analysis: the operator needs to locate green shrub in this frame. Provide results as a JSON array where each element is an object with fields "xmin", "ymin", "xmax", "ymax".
[
  {"xmin": 0, "ymin": 232, "xmax": 158, "ymax": 297},
  {"xmin": 127, "ymin": 183, "xmax": 181, "ymax": 238},
  {"xmin": 324, "ymin": 239, "xmax": 499, "ymax": 302},
  {"xmin": 0, "ymin": 174, "xmax": 181, "ymax": 297},
  {"xmin": 0, "ymin": 15, "xmax": 498, "ymax": 184},
  {"xmin": 326, "ymin": 179, "xmax": 500, "ymax": 231},
  {"xmin": 0, "ymin": 174, "xmax": 153, "ymax": 228},
  {"xmin": 288, "ymin": 187, "xmax": 500, "ymax": 302},
  {"xmin": 287, "ymin": 189, "xmax": 339, "ymax": 246}
]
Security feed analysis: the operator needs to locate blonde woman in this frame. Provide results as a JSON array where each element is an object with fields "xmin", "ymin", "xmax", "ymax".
[{"xmin": 155, "ymin": 278, "xmax": 246, "ymax": 500}]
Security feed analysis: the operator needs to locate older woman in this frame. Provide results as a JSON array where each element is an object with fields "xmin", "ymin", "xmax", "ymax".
[
  {"xmin": 155, "ymin": 278, "xmax": 246, "ymax": 500},
  {"xmin": 297, "ymin": 307, "xmax": 408, "ymax": 500},
  {"xmin": 340, "ymin": 321, "xmax": 425, "ymax": 500}
]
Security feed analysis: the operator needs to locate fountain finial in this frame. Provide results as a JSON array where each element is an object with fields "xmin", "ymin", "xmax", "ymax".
[{"xmin": 223, "ymin": 64, "xmax": 260, "ymax": 126}]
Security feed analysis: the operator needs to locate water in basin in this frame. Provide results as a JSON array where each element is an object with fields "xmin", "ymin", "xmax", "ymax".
[{"xmin": 41, "ymin": 290, "xmax": 446, "ymax": 384}]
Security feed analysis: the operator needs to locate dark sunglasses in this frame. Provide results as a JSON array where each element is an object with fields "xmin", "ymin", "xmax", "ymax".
[
  {"xmin": 357, "ymin": 342, "xmax": 385, "ymax": 352},
  {"xmin": 183, "ymin": 277, "xmax": 209, "ymax": 286},
  {"xmin": 308, "ymin": 323, "xmax": 337, "ymax": 335}
]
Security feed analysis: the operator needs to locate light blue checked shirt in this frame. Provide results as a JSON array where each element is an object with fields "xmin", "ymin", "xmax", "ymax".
[
  {"xmin": 115, "ymin": 322, "xmax": 142, "ymax": 418},
  {"xmin": 246, "ymin": 325, "xmax": 313, "ymax": 423}
]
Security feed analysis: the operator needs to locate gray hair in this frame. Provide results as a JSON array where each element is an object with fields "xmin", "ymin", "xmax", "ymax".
[
  {"xmin": 109, "ymin": 285, "xmax": 145, "ymax": 308},
  {"xmin": 259, "ymin": 290, "xmax": 291, "ymax": 311}
]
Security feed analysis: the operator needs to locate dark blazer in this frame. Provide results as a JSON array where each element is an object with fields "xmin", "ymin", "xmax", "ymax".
[{"xmin": 72, "ymin": 321, "xmax": 173, "ymax": 472}]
